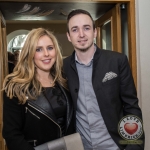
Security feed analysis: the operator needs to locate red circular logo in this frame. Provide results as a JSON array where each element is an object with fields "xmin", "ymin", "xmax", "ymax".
[{"xmin": 118, "ymin": 115, "xmax": 143, "ymax": 140}]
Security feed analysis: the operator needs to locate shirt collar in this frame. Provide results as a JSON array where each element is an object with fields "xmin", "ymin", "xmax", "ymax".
[{"xmin": 75, "ymin": 45, "xmax": 96, "ymax": 66}]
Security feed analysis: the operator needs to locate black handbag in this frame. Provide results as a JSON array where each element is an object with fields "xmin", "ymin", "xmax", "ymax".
[{"xmin": 34, "ymin": 133, "xmax": 84, "ymax": 150}]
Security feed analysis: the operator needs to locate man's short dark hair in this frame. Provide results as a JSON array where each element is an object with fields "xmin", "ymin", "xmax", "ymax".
[{"xmin": 67, "ymin": 9, "xmax": 95, "ymax": 33}]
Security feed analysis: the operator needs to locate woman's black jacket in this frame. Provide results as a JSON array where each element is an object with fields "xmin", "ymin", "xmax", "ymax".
[{"xmin": 2, "ymin": 84, "xmax": 75, "ymax": 150}]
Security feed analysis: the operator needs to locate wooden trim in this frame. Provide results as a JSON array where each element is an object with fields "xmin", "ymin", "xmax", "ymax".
[
  {"xmin": 112, "ymin": 3, "xmax": 122, "ymax": 52},
  {"xmin": 111, "ymin": 16, "xmax": 114, "ymax": 50},
  {"xmin": 2, "ymin": 28, "xmax": 8, "ymax": 76},
  {"xmin": 0, "ymin": 14, "xmax": 8, "ymax": 150},
  {"xmin": 127, "ymin": 0, "xmax": 137, "ymax": 87},
  {"xmin": 0, "ymin": 21, "xmax": 4, "ymax": 150},
  {"xmin": 0, "ymin": 18, "xmax": 3, "ymax": 119},
  {"xmin": 0, "ymin": 0, "xmax": 131, "ymax": 2},
  {"xmin": 96, "ymin": 27, "xmax": 101, "ymax": 47},
  {"xmin": 95, "ymin": 9, "xmax": 113, "ymax": 50},
  {"xmin": 95, "ymin": 9, "xmax": 112, "ymax": 27},
  {"xmin": 6, "ymin": 20, "xmax": 67, "ymax": 24}
]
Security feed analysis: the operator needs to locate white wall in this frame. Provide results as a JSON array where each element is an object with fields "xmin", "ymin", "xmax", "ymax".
[
  {"xmin": 7, "ymin": 30, "xmax": 29, "ymax": 51},
  {"xmin": 136, "ymin": 1, "xmax": 150, "ymax": 149}
]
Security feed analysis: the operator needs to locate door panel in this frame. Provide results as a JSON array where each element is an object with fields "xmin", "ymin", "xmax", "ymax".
[
  {"xmin": 101, "ymin": 20, "xmax": 111, "ymax": 50},
  {"xmin": 95, "ymin": 4, "xmax": 121, "ymax": 52}
]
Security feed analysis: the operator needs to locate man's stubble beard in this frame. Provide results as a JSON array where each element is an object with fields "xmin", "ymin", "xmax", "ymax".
[{"xmin": 74, "ymin": 42, "xmax": 94, "ymax": 52}]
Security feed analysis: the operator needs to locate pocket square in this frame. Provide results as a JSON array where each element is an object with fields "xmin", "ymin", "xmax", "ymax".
[{"xmin": 102, "ymin": 71, "xmax": 117, "ymax": 83}]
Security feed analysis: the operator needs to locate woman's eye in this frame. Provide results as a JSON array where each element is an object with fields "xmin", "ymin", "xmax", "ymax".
[
  {"xmin": 36, "ymin": 48, "xmax": 42, "ymax": 52},
  {"xmin": 47, "ymin": 46, "xmax": 53, "ymax": 50}
]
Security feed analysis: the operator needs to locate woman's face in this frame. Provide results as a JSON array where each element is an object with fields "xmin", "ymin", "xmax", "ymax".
[{"xmin": 34, "ymin": 35, "xmax": 56, "ymax": 73}]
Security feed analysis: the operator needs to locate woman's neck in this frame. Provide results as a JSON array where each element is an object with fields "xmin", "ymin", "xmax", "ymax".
[{"xmin": 36, "ymin": 71, "xmax": 54, "ymax": 87}]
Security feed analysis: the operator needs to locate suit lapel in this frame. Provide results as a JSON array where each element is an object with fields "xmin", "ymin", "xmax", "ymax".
[
  {"xmin": 70, "ymin": 52, "xmax": 79, "ymax": 110},
  {"xmin": 92, "ymin": 47, "xmax": 110, "ymax": 112},
  {"xmin": 70, "ymin": 51, "xmax": 78, "ymax": 73},
  {"xmin": 92, "ymin": 46, "xmax": 104, "ymax": 93}
]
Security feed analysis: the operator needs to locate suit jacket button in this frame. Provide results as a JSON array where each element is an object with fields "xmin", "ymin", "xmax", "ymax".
[{"xmin": 75, "ymin": 89, "xmax": 78, "ymax": 93}]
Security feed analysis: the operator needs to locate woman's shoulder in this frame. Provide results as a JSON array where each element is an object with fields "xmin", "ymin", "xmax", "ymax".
[{"xmin": 3, "ymin": 91, "xmax": 22, "ymax": 106}]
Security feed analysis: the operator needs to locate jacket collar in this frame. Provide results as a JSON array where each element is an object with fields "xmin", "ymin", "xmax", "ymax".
[
  {"xmin": 57, "ymin": 83, "xmax": 73, "ymax": 133},
  {"xmin": 70, "ymin": 44, "xmax": 102, "ymax": 65},
  {"xmin": 92, "ymin": 45, "xmax": 102, "ymax": 75},
  {"xmin": 70, "ymin": 51, "xmax": 77, "ymax": 73},
  {"xmin": 27, "ymin": 92, "xmax": 57, "ymax": 123},
  {"xmin": 27, "ymin": 82, "xmax": 73, "ymax": 134}
]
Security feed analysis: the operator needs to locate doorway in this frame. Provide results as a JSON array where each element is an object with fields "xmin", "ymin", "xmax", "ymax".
[{"xmin": 0, "ymin": 1, "xmax": 136, "ymax": 149}]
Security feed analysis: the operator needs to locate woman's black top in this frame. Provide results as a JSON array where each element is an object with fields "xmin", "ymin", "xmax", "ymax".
[{"xmin": 43, "ymin": 84, "xmax": 67, "ymax": 136}]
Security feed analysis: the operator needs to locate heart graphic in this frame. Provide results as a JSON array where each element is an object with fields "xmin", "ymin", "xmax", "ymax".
[{"xmin": 124, "ymin": 123, "xmax": 138, "ymax": 135}]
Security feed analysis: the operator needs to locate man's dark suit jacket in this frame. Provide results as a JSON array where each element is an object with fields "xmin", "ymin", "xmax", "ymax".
[{"xmin": 63, "ymin": 45, "xmax": 145, "ymax": 150}]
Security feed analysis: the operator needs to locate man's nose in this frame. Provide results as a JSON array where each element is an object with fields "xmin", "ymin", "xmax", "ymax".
[{"xmin": 79, "ymin": 29, "xmax": 84, "ymax": 37}]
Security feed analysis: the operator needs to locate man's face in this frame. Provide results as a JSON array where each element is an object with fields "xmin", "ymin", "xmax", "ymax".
[{"xmin": 67, "ymin": 14, "xmax": 97, "ymax": 52}]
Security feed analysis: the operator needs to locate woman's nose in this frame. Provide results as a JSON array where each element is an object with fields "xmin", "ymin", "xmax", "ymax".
[{"xmin": 44, "ymin": 49, "xmax": 49, "ymax": 56}]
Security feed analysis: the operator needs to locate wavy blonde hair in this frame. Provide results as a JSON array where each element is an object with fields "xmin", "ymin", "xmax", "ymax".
[{"xmin": 3, "ymin": 28, "xmax": 67, "ymax": 104}]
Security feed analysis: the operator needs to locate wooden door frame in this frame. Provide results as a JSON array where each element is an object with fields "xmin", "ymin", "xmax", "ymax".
[{"xmin": 0, "ymin": 11, "xmax": 7, "ymax": 150}]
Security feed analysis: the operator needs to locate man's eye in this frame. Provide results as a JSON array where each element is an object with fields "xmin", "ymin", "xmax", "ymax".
[
  {"xmin": 47, "ymin": 46, "xmax": 53, "ymax": 50},
  {"xmin": 36, "ymin": 48, "xmax": 42, "ymax": 52},
  {"xmin": 72, "ymin": 29, "xmax": 77, "ymax": 32},
  {"xmin": 85, "ymin": 27, "xmax": 90, "ymax": 30}
]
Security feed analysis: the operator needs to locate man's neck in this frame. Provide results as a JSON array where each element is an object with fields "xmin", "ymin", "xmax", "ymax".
[{"xmin": 75, "ymin": 45, "xmax": 95, "ymax": 65}]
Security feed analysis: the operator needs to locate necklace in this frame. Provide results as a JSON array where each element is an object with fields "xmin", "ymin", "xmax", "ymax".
[{"xmin": 37, "ymin": 75, "xmax": 54, "ymax": 86}]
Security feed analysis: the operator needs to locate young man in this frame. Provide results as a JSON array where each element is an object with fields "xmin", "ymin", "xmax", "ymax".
[{"xmin": 63, "ymin": 9, "xmax": 144, "ymax": 150}]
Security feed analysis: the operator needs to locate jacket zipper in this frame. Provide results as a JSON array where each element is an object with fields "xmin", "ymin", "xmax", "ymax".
[
  {"xmin": 28, "ymin": 140, "xmax": 37, "ymax": 147},
  {"xmin": 66, "ymin": 106, "xmax": 72, "ymax": 132},
  {"xmin": 28, "ymin": 103, "xmax": 62, "ymax": 137},
  {"xmin": 58, "ymin": 84, "xmax": 72, "ymax": 133},
  {"xmin": 25, "ymin": 107, "xmax": 40, "ymax": 119},
  {"xmin": 33, "ymin": 140, "xmax": 37, "ymax": 146}
]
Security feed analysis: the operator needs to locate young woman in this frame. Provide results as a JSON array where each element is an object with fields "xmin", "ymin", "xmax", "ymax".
[{"xmin": 2, "ymin": 28, "xmax": 75, "ymax": 150}]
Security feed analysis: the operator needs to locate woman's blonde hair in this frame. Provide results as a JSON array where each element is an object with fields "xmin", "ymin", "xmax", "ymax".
[{"xmin": 3, "ymin": 28, "xmax": 67, "ymax": 104}]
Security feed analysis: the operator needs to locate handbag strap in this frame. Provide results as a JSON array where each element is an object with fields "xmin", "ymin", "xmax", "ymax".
[
  {"xmin": 34, "ymin": 133, "xmax": 84, "ymax": 150},
  {"xmin": 34, "ymin": 137, "xmax": 67, "ymax": 150}
]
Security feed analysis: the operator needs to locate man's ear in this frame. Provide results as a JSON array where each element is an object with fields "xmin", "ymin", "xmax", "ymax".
[{"xmin": 66, "ymin": 32, "xmax": 71, "ymax": 42}]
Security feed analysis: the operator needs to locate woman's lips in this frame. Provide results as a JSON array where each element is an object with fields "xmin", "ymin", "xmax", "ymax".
[{"xmin": 42, "ymin": 59, "xmax": 51, "ymax": 64}]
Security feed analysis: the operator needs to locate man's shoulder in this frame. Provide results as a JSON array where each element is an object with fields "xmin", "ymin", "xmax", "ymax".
[
  {"xmin": 100, "ymin": 48, "xmax": 124, "ymax": 55},
  {"xmin": 63, "ymin": 55, "xmax": 72, "ymax": 64},
  {"xmin": 98, "ymin": 48, "xmax": 127, "ymax": 60}
]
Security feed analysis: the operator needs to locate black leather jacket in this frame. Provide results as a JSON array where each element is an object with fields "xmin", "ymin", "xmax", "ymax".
[{"xmin": 3, "ymin": 84, "xmax": 75, "ymax": 150}]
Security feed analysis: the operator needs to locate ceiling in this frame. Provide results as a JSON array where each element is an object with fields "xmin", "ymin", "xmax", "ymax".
[{"xmin": 0, "ymin": 2, "xmax": 116, "ymax": 22}]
